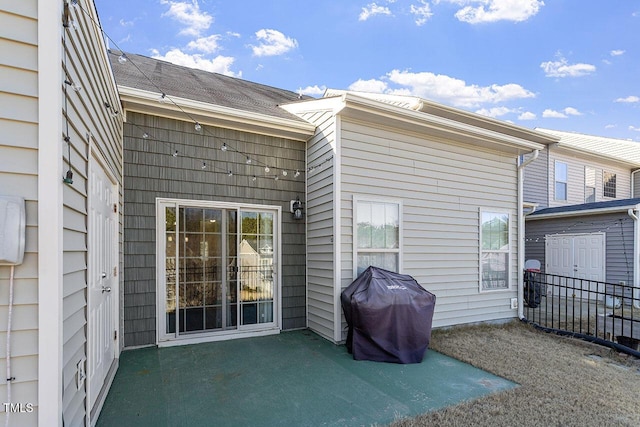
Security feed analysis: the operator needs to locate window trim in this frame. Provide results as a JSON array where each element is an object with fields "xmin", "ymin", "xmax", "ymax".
[
  {"xmin": 603, "ymin": 171, "xmax": 617, "ymax": 199},
  {"xmin": 479, "ymin": 208, "xmax": 511, "ymax": 293},
  {"xmin": 554, "ymin": 160, "xmax": 568, "ymax": 201},
  {"xmin": 352, "ymin": 195, "xmax": 403, "ymax": 279}
]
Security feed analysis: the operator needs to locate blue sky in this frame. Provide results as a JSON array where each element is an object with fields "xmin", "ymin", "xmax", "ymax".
[{"xmin": 94, "ymin": 0, "xmax": 640, "ymax": 141}]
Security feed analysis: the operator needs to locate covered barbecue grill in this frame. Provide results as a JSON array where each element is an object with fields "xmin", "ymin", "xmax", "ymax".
[{"xmin": 341, "ymin": 266, "xmax": 436, "ymax": 364}]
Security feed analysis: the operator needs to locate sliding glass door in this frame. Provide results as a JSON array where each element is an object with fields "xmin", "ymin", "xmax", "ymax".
[{"xmin": 158, "ymin": 200, "xmax": 278, "ymax": 342}]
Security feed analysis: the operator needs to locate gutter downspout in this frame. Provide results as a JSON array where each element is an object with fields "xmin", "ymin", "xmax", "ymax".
[
  {"xmin": 627, "ymin": 204, "xmax": 640, "ymax": 309},
  {"xmin": 518, "ymin": 149, "xmax": 539, "ymax": 320}
]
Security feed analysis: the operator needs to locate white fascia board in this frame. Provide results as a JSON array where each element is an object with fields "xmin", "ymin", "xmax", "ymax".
[
  {"xmin": 118, "ymin": 86, "xmax": 316, "ymax": 141},
  {"xmin": 526, "ymin": 205, "xmax": 637, "ymax": 220},
  {"xmin": 339, "ymin": 93, "xmax": 548, "ymax": 153},
  {"xmin": 280, "ymin": 96, "xmax": 345, "ymax": 116}
]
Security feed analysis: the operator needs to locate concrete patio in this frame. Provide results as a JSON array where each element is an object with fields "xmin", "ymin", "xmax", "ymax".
[{"xmin": 96, "ymin": 330, "xmax": 516, "ymax": 426}]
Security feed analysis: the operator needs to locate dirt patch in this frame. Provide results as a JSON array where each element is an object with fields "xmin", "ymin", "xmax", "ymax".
[{"xmin": 391, "ymin": 321, "xmax": 640, "ymax": 427}]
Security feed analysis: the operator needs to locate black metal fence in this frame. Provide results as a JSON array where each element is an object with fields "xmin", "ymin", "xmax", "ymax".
[{"xmin": 523, "ymin": 271, "xmax": 640, "ymax": 357}]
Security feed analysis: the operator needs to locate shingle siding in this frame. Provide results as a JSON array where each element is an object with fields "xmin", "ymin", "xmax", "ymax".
[{"xmin": 122, "ymin": 112, "xmax": 306, "ymax": 347}]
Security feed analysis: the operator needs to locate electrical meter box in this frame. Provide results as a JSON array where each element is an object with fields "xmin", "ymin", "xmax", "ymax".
[{"xmin": 0, "ymin": 196, "xmax": 26, "ymax": 266}]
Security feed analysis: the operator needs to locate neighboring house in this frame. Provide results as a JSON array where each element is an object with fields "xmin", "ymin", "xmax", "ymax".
[
  {"xmin": 523, "ymin": 129, "xmax": 640, "ymax": 302},
  {"xmin": 524, "ymin": 128, "xmax": 640, "ymax": 209},
  {"xmin": 1, "ymin": 1, "xmax": 123, "ymax": 426}
]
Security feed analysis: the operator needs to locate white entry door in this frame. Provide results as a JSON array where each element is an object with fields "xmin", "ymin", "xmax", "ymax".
[
  {"xmin": 545, "ymin": 233, "xmax": 605, "ymax": 300},
  {"xmin": 88, "ymin": 155, "xmax": 118, "ymax": 412}
]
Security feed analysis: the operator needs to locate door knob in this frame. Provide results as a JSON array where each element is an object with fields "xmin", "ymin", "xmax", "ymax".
[
  {"xmin": 101, "ymin": 286, "xmax": 111, "ymax": 293},
  {"xmin": 101, "ymin": 272, "xmax": 107, "ymax": 278}
]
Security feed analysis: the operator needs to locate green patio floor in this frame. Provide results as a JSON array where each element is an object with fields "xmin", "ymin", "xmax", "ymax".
[{"xmin": 96, "ymin": 330, "xmax": 516, "ymax": 426}]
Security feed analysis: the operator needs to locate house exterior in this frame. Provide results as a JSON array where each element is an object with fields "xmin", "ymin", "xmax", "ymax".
[
  {"xmin": 111, "ymin": 54, "xmax": 558, "ymax": 347},
  {"xmin": 109, "ymin": 51, "xmax": 316, "ymax": 348},
  {"xmin": 282, "ymin": 90, "xmax": 558, "ymax": 342},
  {"xmin": 0, "ymin": 1, "xmax": 123, "ymax": 426},
  {"xmin": 523, "ymin": 129, "xmax": 640, "ymax": 303},
  {"xmin": 524, "ymin": 128, "xmax": 640, "ymax": 209}
]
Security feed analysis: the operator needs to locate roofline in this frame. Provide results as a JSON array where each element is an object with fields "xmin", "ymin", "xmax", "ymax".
[
  {"xmin": 415, "ymin": 98, "xmax": 559, "ymax": 146},
  {"xmin": 321, "ymin": 89, "xmax": 559, "ymax": 146},
  {"xmin": 536, "ymin": 128, "xmax": 640, "ymax": 168},
  {"xmin": 526, "ymin": 203, "xmax": 640, "ymax": 220},
  {"xmin": 547, "ymin": 142, "xmax": 640, "ymax": 168},
  {"xmin": 338, "ymin": 93, "xmax": 549, "ymax": 152},
  {"xmin": 118, "ymin": 86, "xmax": 316, "ymax": 141}
]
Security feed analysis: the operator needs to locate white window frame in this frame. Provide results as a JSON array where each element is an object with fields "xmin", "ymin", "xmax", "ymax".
[
  {"xmin": 352, "ymin": 196, "xmax": 403, "ymax": 278},
  {"xmin": 479, "ymin": 209, "xmax": 511, "ymax": 292},
  {"xmin": 155, "ymin": 197, "xmax": 282, "ymax": 346},
  {"xmin": 603, "ymin": 171, "xmax": 617, "ymax": 198},
  {"xmin": 555, "ymin": 161, "xmax": 568, "ymax": 201}
]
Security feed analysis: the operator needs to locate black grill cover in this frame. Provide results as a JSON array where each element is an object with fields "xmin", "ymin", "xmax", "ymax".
[{"xmin": 341, "ymin": 266, "xmax": 436, "ymax": 364}]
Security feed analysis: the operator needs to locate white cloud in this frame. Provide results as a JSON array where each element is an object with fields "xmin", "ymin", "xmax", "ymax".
[
  {"xmin": 348, "ymin": 78, "xmax": 389, "ymax": 93},
  {"xmin": 542, "ymin": 109, "xmax": 567, "ymax": 118},
  {"xmin": 540, "ymin": 55, "xmax": 596, "ymax": 78},
  {"xmin": 161, "ymin": 0, "xmax": 213, "ymax": 37},
  {"xmin": 605, "ymin": 124, "xmax": 617, "ymax": 129},
  {"xmin": 385, "ymin": 69, "xmax": 535, "ymax": 107},
  {"xmin": 298, "ymin": 85, "xmax": 326, "ymax": 96},
  {"xmin": 475, "ymin": 106, "xmax": 514, "ymax": 118},
  {"xmin": 610, "ymin": 49, "xmax": 625, "ymax": 56},
  {"xmin": 411, "ymin": 1, "xmax": 434, "ymax": 26},
  {"xmin": 227, "ymin": 31, "xmax": 241, "ymax": 38},
  {"xmin": 437, "ymin": 0, "xmax": 544, "ymax": 24},
  {"xmin": 119, "ymin": 19, "xmax": 134, "ymax": 27},
  {"xmin": 186, "ymin": 35, "xmax": 221, "ymax": 53},
  {"xmin": 615, "ymin": 95, "xmax": 640, "ymax": 103},
  {"xmin": 630, "ymin": 125, "xmax": 640, "ymax": 132},
  {"xmin": 251, "ymin": 29, "xmax": 298, "ymax": 57},
  {"xmin": 563, "ymin": 107, "xmax": 582, "ymax": 116},
  {"xmin": 518, "ymin": 111, "xmax": 536, "ymax": 120},
  {"xmin": 359, "ymin": 3, "xmax": 392, "ymax": 21},
  {"xmin": 151, "ymin": 48, "xmax": 240, "ymax": 77}
]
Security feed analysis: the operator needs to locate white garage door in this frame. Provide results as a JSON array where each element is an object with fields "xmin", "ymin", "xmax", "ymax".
[{"xmin": 545, "ymin": 233, "xmax": 605, "ymax": 300}]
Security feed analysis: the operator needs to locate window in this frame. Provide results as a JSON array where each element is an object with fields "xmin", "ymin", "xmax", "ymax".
[
  {"xmin": 585, "ymin": 167, "xmax": 596, "ymax": 203},
  {"xmin": 354, "ymin": 198, "xmax": 401, "ymax": 276},
  {"xmin": 480, "ymin": 211, "xmax": 510, "ymax": 291},
  {"xmin": 555, "ymin": 161, "xmax": 567, "ymax": 201},
  {"xmin": 604, "ymin": 172, "xmax": 616, "ymax": 198}
]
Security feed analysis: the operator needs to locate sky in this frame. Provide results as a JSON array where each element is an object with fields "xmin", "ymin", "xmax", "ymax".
[{"xmin": 94, "ymin": 0, "xmax": 640, "ymax": 141}]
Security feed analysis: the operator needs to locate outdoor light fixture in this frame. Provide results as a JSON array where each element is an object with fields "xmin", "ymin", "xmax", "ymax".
[{"xmin": 290, "ymin": 196, "xmax": 304, "ymax": 220}]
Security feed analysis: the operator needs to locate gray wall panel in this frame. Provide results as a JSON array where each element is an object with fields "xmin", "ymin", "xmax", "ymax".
[
  {"xmin": 525, "ymin": 212, "xmax": 635, "ymax": 290},
  {"xmin": 123, "ymin": 112, "xmax": 306, "ymax": 347}
]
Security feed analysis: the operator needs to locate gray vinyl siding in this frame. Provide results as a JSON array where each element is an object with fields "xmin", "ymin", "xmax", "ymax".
[
  {"xmin": 122, "ymin": 112, "xmax": 306, "ymax": 347},
  {"xmin": 339, "ymin": 119, "xmax": 520, "ymax": 337},
  {"xmin": 633, "ymin": 172, "xmax": 640, "ymax": 198},
  {"xmin": 548, "ymin": 148, "xmax": 632, "ymax": 207},
  {"xmin": 60, "ymin": 2, "xmax": 124, "ymax": 425},
  {"xmin": 0, "ymin": 3, "xmax": 39, "ymax": 425},
  {"xmin": 525, "ymin": 212, "xmax": 635, "ymax": 290},
  {"xmin": 523, "ymin": 147, "xmax": 549, "ymax": 208},
  {"xmin": 297, "ymin": 110, "xmax": 336, "ymax": 341}
]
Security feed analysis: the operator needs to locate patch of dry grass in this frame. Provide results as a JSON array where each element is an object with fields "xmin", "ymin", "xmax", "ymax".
[{"xmin": 391, "ymin": 321, "xmax": 640, "ymax": 427}]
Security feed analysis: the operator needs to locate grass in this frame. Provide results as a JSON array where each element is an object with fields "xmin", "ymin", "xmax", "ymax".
[{"xmin": 391, "ymin": 320, "xmax": 640, "ymax": 427}]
